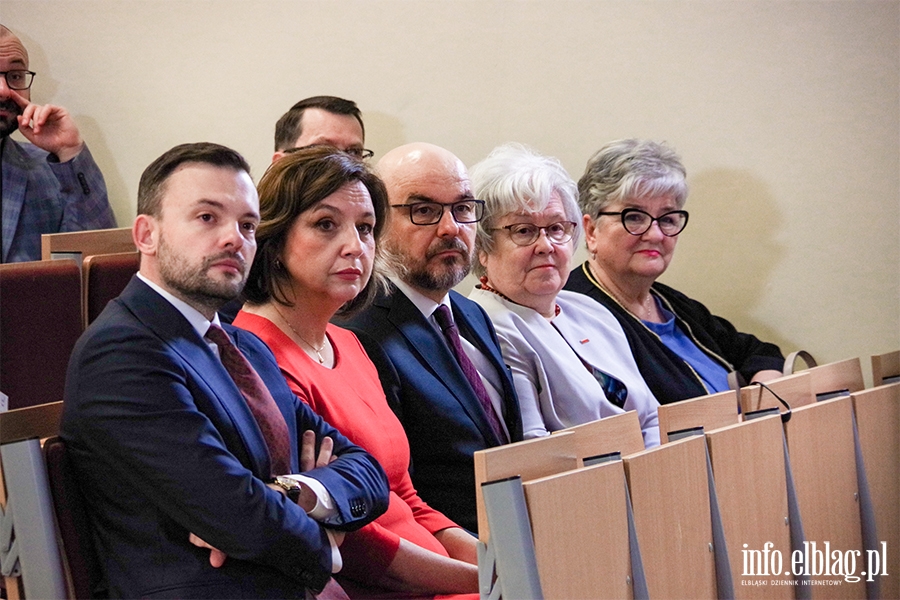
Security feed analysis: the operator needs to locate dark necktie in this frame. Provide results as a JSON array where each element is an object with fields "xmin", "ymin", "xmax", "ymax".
[
  {"xmin": 433, "ymin": 305, "xmax": 508, "ymax": 444},
  {"xmin": 205, "ymin": 324, "xmax": 292, "ymax": 476}
]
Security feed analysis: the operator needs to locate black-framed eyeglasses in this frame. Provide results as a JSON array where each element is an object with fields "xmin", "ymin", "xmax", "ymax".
[
  {"xmin": 596, "ymin": 208, "xmax": 689, "ymax": 237},
  {"xmin": 489, "ymin": 221, "xmax": 577, "ymax": 246},
  {"xmin": 0, "ymin": 70, "xmax": 35, "ymax": 91},
  {"xmin": 344, "ymin": 147, "xmax": 374, "ymax": 160},
  {"xmin": 390, "ymin": 199, "xmax": 485, "ymax": 226},
  {"xmin": 283, "ymin": 145, "xmax": 374, "ymax": 160}
]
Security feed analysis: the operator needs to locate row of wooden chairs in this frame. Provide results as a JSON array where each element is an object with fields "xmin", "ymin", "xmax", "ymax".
[
  {"xmin": 0, "ymin": 228, "xmax": 138, "ymax": 412},
  {"xmin": 476, "ymin": 355, "xmax": 900, "ymax": 599}
]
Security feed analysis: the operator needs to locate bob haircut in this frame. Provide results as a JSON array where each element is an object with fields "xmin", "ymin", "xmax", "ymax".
[
  {"xmin": 243, "ymin": 146, "xmax": 389, "ymax": 317},
  {"xmin": 469, "ymin": 143, "xmax": 581, "ymax": 277},
  {"xmin": 577, "ymin": 139, "xmax": 688, "ymax": 218}
]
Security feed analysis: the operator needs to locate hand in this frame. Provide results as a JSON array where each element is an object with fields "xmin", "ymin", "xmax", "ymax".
[
  {"xmin": 12, "ymin": 93, "xmax": 84, "ymax": 162},
  {"xmin": 330, "ymin": 529, "xmax": 346, "ymax": 547},
  {"xmin": 299, "ymin": 430, "xmax": 337, "ymax": 472},
  {"xmin": 188, "ymin": 533, "xmax": 227, "ymax": 568}
]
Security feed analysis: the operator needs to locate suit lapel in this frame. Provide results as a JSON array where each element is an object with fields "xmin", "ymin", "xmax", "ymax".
[
  {"xmin": 118, "ymin": 277, "xmax": 272, "ymax": 476},
  {"xmin": 451, "ymin": 291, "xmax": 523, "ymax": 442},
  {"xmin": 2, "ymin": 140, "xmax": 29, "ymax": 262},
  {"xmin": 385, "ymin": 287, "xmax": 501, "ymax": 445}
]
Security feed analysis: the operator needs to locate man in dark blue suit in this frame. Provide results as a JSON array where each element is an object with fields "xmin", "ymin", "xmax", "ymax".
[
  {"xmin": 342, "ymin": 143, "xmax": 522, "ymax": 534},
  {"xmin": 61, "ymin": 142, "xmax": 389, "ymax": 598}
]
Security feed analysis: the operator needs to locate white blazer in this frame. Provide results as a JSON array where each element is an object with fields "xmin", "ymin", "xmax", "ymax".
[{"xmin": 469, "ymin": 288, "xmax": 660, "ymax": 447}]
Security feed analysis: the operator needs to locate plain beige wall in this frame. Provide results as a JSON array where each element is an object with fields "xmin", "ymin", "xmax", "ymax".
[{"xmin": 5, "ymin": 1, "xmax": 898, "ymax": 373}]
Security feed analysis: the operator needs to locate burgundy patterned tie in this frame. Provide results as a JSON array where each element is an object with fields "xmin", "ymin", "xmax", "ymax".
[
  {"xmin": 433, "ymin": 305, "xmax": 508, "ymax": 444},
  {"xmin": 205, "ymin": 324, "xmax": 292, "ymax": 476}
]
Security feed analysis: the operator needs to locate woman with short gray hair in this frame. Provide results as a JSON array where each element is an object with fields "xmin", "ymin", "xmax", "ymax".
[
  {"xmin": 566, "ymin": 139, "xmax": 784, "ymax": 405},
  {"xmin": 468, "ymin": 143, "xmax": 660, "ymax": 446}
]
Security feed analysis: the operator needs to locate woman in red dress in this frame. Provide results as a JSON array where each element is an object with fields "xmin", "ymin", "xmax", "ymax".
[{"xmin": 233, "ymin": 147, "xmax": 478, "ymax": 599}]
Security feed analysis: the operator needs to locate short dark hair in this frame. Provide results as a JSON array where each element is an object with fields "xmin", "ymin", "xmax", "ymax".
[
  {"xmin": 244, "ymin": 146, "xmax": 389, "ymax": 317},
  {"xmin": 273, "ymin": 96, "xmax": 364, "ymax": 152},
  {"xmin": 138, "ymin": 142, "xmax": 251, "ymax": 216}
]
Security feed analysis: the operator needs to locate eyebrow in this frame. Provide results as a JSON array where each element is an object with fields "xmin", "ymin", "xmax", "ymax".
[
  {"xmin": 406, "ymin": 193, "xmax": 474, "ymax": 204},
  {"xmin": 312, "ymin": 201, "xmax": 375, "ymax": 220},
  {"xmin": 194, "ymin": 199, "xmax": 259, "ymax": 220}
]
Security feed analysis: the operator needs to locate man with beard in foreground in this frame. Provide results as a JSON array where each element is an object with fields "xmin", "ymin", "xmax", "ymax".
[
  {"xmin": 61, "ymin": 142, "xmax": 388, "ymax": 598},
  {"xmin": 0, "ymin": 25, "xmax": 115, "ymax": 262},
  {"xmin": 342, "ymin": 142, "xmax": 522, "ymax": 534}
]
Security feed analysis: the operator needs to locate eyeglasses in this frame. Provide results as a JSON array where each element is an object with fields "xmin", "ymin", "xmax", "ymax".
[
  {"xmin": 596, "ymin": 208, "xmax": 689, "ymax": 237},
  {"xmin": 344, "ymin": 148, "xmax": 374, "ymax": 160},
  {"xmin": 283, "ymin": 145, "xmax": 374, "ymax": 160},
  {"xmin": 0, "ymin": 70, "xmax": 36, "ymax": 91},
  {"xmin": 489, "ymin": 221, "xmax": 577, "ymax": 246},
  {"xmin": 391, "ymin": 199, "xmax": 485, "ymax": 226}
]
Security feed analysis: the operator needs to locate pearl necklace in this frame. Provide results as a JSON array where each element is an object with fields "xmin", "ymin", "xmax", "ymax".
[{"xmin": 274, "ymin": 305, "xmax": 327, "ymax": 364}]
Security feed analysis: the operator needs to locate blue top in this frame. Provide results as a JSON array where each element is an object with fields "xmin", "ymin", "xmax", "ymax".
[{"xmin": 643, "ymin": 301, "xmax": 730, "ymax": 394}]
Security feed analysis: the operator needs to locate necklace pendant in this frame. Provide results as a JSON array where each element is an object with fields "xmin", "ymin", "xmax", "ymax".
[{"xmin": 315, "ymin": 350, "xmax": 325, "ymax": 364}]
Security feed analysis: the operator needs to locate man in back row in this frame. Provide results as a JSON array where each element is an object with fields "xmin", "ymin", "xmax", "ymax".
[
  {"xmin": 343, "ymin": 142, "xmax": 522, "ymax": 533},
  {"xmin": 0, "ymin": 24, "xmax": 115, "ymax": 262},
  {"xmin": 61, "ymin": 142, "xmax": 388, "ymax": 597},
  {"xmin": 221, "ymin": 95, "xmax": 370, "ymax": 323},
  {"xmin": 272, "ymin": 95, "xmax": 371, "ymax": 162}
]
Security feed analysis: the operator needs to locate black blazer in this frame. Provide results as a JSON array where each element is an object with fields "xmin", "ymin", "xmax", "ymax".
[
  {"xmin": 342, "ymin": 286, "xmax": 522, "ymax": 533},
  {"xmin": 61, "ymin": 277, "xmax": 389, "ymax": 598}
]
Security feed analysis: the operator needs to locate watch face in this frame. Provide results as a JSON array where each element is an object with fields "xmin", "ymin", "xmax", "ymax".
[{"xmin": 276, "ymin": 477, "xmax": 302, "ymax": 502}]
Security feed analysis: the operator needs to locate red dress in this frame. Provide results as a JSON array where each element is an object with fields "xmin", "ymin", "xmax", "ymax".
[{"xmin": 233, "ymin": 312, "xmax": 463, "ymax": 596}]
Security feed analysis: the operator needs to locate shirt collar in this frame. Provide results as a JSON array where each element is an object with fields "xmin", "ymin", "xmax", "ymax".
[
  {"xmin": 389, "ymin": 275, "xmax": 452, "ymax": 321},
  {"xmin": 137, "ymin": 272, "xmax": 222, "ymax": 339}
]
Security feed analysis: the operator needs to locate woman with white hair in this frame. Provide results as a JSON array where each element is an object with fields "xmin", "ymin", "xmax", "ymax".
[
  {"xmin": 566, "ymin": 139, "xmax": 784, "ymax": 405},
  {"xmin": 468, "ymin": 143, "xmax": 659, "ymax": 447}
]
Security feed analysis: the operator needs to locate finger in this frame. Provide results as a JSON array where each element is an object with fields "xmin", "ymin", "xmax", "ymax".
[
  {"xmin": 7, "ymin": 89, "xmax": 29, "ymax": 109},
  {"xmin": 18, "ymin": 103, "xmax": 35, "ymax": 128},
  {"xmin": 299, "ymin": 429, "xmax": 316, "ymax": 472},
  {"xmin": 331, "ymin": 530, "xmax": 346, "ymax": 547},
  {"xmin": 31, "ymin": 104, "xmax": 56, "ymax": 132},
  {"xmin": 209, "ymin": 548, "xmax": 227, "ymax": 568},
  {"xmin": 188, "ymin": 533, "xmax": 211, "ymax": 549},
  {"xmin": 316, "ymin": 436, "xmax": 334, "ymax": 468}
]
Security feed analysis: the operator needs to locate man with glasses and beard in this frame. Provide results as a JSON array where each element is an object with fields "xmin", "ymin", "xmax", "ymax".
[
  {"xmin": 342, "ymin": 142, "xmax": 522, "ymax": 534},
  {"xmin": 0, "ymin": 25, "xmax": 115, "ymax": 262}
]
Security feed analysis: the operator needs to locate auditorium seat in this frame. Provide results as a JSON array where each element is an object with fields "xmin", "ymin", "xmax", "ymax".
[
  {"xmin": 871, "ymin": 350, "xmax": 900, "ymax": 386},
  {"xmin": 43, "ymin": 436, "xmax": 103, "ymax": 599},
  {"xmin": 474, "ymin": 432, "xmax": 578, "ymax": 541},
  {"xmin": 0, "ymin": 259, "xmax": 82, "ymax": 410},
  {"xmin": 82, "ymin": 251, "xmax": 140, "ymax": 325},
  {"xmin": 41, "ymin": 227, "xmax": 135, "ymax": 263},
  {"xmin": 657, "ymin": 389, "xmax": 740, "ymax": 443}
]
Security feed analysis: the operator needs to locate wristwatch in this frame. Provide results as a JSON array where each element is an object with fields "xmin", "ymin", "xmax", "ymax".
[{"xmin": 272, "ymin": 476, "xmax": 302, "ymax": 503}]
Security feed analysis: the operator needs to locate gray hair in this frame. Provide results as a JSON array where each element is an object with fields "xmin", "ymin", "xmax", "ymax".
[
  {"xmin": 578, "ymin": 139, "xmax": 688, "ymax": 218},
  {"xmin": 469, "ymin": 143, "xmax": 581, "ymax": 277}
]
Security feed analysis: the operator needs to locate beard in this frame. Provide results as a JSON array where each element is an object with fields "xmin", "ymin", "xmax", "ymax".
[
  {"xmin": 0, "ymin": 99, "xmax": 22, "ymax": 138},
  {"xmin": 387, "ymin": 237, "xmax": 472, "ymax": 293},
  {"xmin": 157, "ymin": 234, "xmax": 248, "ymax": 314}
]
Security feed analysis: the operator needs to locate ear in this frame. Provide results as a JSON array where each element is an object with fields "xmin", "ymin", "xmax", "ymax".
[
  {"xmin": 478, "ymin": 249, "xmax": 489, "ymax": 270},
  {"xmin": 133, "ymin": 214, "xmax": 159, "ymax": 256},
  {"xmin": 582, "ymin": 213, "xmax": 597, "ymax": 252},
  {"xmin": 271, "ymin": 151, "xmax": 285, "ymax": 164}
]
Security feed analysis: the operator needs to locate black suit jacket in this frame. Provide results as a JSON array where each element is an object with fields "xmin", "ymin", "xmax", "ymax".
[
  {"xmin": 342, "ymin": 286, "xmax": 522, "ymax": 533},
  {"xmin": 61, "ymin": 277, "xmax": 389, "ymax": 598}
]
